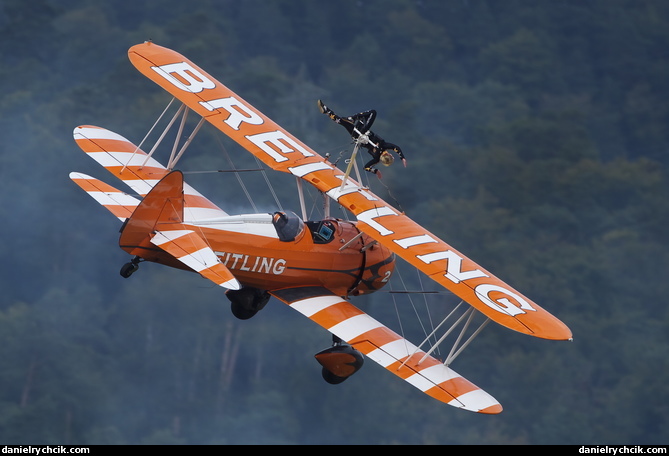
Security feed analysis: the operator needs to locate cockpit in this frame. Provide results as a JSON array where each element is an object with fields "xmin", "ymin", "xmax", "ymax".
[
  {"xmin": 271, "ymin": 211, "xmax": 305, "ymax": 242},
  {"xmin": 271, "ymin": 211, "xmax": 338, "ymax": 244},
  {"xmin": 305, "ymin": 220, "xmax": 336, "ymax": 244}
]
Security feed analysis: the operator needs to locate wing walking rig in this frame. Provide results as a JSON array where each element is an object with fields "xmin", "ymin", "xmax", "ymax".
[{"xmin": 69, "ymin": 42, "xmax": 572, "ymax": 415}]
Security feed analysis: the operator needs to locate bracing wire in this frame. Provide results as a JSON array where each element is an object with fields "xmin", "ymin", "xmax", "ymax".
[
  {"xmin": 375, "ymin": 173, "xmax": 404, "ymax": 213},
  {"xmin": 389, "ymin": 260, "xmax": 445, "ymax": 359},
  {"xmin": 211, "ymin": 131, "xmax": 285, "ymax": 213},
  {"xmin": 389, "ymin": 272, "xmax": 411, "ymax": 356},
  {"xmin": 416, "ymin": 269, "xmax": 439, "ymax": 348},
  {"xmin": 215, "ymin": 134, "xmax": 258, "ymax": 212},
  {"xmin": 254, "ymin": 156, "xmax": 283, "ymax": 211}
]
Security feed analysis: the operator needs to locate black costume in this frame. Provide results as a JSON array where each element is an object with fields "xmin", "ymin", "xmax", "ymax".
[{"xmin": 318, "ymin": 101, "xmax": 405, "ymax": 176}]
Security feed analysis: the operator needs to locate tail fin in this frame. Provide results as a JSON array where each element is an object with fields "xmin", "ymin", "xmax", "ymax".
[
  {"xmin": 119, "ymin": 170, "xmax": 185, "ymax": 257},
  {"xmin": 120, "ymin": 170, "xmax": 240, "ymax": 290}
]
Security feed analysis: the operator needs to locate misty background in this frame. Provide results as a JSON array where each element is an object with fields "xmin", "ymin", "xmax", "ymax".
[{"xmin": 1, "ymin": 0, "xmax": 668, "ymax": 445}]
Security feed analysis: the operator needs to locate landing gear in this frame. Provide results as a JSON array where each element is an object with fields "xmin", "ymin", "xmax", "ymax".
[
  {"xmin": 315, "ymin": 335, "xmax": 364, "ymax": 384},
  {"xmin": 227, "ymin": 287, "xmax": 270, "ymax": 320},
  {"xmin": 120, "ymin": 256, "xmax": 142, "ymax": 278}
]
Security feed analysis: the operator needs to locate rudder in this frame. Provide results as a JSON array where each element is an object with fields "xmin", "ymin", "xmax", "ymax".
[{"xmin": 119, "ymin": 170, "xmax": 185, "ymax": 258}]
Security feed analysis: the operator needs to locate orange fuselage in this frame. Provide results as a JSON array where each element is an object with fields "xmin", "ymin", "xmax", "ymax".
[{"xmin": 123, "ymin": 213, "xmax": 395, "ymax": 297}]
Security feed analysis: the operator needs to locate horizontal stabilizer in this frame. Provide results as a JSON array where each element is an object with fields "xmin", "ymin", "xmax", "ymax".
[
  {"xmin": 271, "ymin": 286, "xmax": 502, "ymax": 414},
  {"xmin": 151, "ymin": 229, "xmax": 241, "ymax": 290},
  {"xmin": 69, "ymin": 172, "xmax": 140, "ymax": 221}
]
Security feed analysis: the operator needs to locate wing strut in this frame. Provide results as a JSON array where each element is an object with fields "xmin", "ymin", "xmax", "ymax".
[
  {"xmin": 139, "ymin": 102, "xmax": 187, "ymax": 168},
  {"xmin": 295, "ymin": 176, "xmax": 308, "ymax": 220},
  {"xmin": 339, "ymin": 129, "xmax": 373, "ymax": 191},
  {"xmin": 168, "ymin": 103, "xmax": 190, "ymax": 168},
  {"xmin": 121, "ymin": 97, "xmax": 177, "ymax": 174},
  {"xmin": 444, "ymin": 313, "xmax": 490, "ymax": 366},
  {"xmin": 399, "ymin": 302, "xmax": 491, "ymax": 369},
  {"xmin": 125, "ymin": 98, "xmax": 208, "ymax": 172},
  {"xmin": 168, "ymin": 112, "xmax": 206, "ymax": 169}
]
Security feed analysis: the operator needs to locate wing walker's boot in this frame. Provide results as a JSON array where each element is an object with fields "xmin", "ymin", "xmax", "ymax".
[{"xmin": 317, "ymin": 99, "xmax": 335, "ymax": 117}]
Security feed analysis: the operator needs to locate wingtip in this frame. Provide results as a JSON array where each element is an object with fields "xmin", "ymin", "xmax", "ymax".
[
  {"xmin": 535, "ymin": 324, "xmax": 573, "ymax": 341},
  {"xmin": 479, "ymin": 403, "xmax": 504, "ymax": 415},
  {"xmin": 221, "ymin": 279, "xmax": 242, "ymax": 290},
  {"xmin": 445, "ymin": 389, "xmax": 503, "ymax": 415}
]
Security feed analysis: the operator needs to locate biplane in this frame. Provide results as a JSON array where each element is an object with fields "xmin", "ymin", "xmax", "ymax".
[{"xmin": 69, "ymin": 42, "xmax": 572, "ymax": 415}]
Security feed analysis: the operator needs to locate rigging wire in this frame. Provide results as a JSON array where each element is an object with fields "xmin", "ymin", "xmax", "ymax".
[
  {"xmin": 388, "ymin": 259, "xmax": 449, "ymax": 360},
  {"xmin": 211, "ymin": 130, "xmax": 285, "ymax": 213},
  {"xmin": 417, "ymin": 269, "xmax": 439, "ymax": 348},
  {"xmin": 374, "ymin": 172, "xmax": 404, "ymax": 213},
  {"xmin": 215, "ymin": 134, "xmax": 258, "ymax": 212},
  {"xmin": 182, "ymin": 169, "xmax": 265, "ymax": 174},
  {"xmin": 389, "ymin": 273, "xmax": 411, "ymax": 357},
  {"xmin": 254, "ymin": 155, "xmax": 283, "ymax": 211},
  {"xmin": 307, "ymin": 187, "xmax": 323, "ymax": 221}
]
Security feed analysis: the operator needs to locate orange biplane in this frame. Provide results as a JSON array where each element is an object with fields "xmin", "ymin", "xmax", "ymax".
[{"xmin": 70, "ymin": 42, "xmax": 572, "ymax": 414}]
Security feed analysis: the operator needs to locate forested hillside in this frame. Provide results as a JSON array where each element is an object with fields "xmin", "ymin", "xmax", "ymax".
[{"xmin": 1, "ymin": 0, "xmax": 668, "ymax": 445}]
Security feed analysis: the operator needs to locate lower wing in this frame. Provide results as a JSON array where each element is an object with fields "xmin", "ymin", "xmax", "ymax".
[
  {"xmin": 270, "ymin": 286, "xmax": 502, "ymax": 414},
  {"xmin": 69, "ymin": 172, "xmax": 140, "ymax": 221},
  {"xmin": 73, "ymin": 125, "xmax": 228, "ymax": 222}
]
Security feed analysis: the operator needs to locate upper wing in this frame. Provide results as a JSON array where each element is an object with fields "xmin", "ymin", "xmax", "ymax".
[
  {"xmin": 353, "ymin": 210, "xmax": 571, "ymax": 340},
  {"xmin": 127, "ymin": 42, "xmax": 571, "ymax": 341},
  {"xmin": 128, "ymin": 42, "xmax": 328, "ymax": 175},
  {"xmin": 271, "ymin": 286, "xmax": 502, "ymax": 414}
]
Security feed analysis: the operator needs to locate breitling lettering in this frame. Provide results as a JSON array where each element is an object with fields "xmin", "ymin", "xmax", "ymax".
[
  {"xmin": 246, "ymin": 130, "xmax": 314, "ymax": 163},
  {"xmin": 357, "ymin": 208, "xmax": 536, "ymax": 316},
  {"xmin": 148, "ymin": 59, "xmax": 536, "ymax": 318},
  {"xmin": 474, "ymin": 283, "xmax": 534, "ymax": 317},
  {"xmin": 151, "ymin": 62, "xmax": 215, "ymax": 93},
  {"xmin": 200, "ymin": 96, "xmax": 263, "ymax": 130},
  {"xmin": 151, "ymin": 61, "xmax": 315, "ymax": 164},
  {"xmin": 417, "ymin": 250, "xmax": 489, "ymax": 284},
  {"xmin": 215, "ymin": 251, "xmax": 286, "ymax": 275},
  {"xmin": 356, "ymin": 207, "xmax": 397, "ymax": 236}
]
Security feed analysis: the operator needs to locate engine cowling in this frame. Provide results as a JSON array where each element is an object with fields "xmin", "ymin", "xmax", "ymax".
[{"xmin": 348, "ymin": 231, "xmax": 395, "ymax": 296}]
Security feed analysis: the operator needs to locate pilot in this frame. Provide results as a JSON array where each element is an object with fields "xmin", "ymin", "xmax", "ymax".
[{"xmin": 318, "ymin": 100, "xmax": 407, "ymax": 179}]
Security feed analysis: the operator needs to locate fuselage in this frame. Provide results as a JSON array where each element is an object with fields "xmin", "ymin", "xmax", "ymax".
[{"xmin": 128, "ymin": 211, "xmax": 395, "ymax": 297}]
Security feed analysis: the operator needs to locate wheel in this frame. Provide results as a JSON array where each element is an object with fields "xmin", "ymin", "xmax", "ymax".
[
  {"xmin": 321, "ymin": 367, "xmax": 348, "ymax": 384},
  {"xmin": 227, "ymin": 288, "xmax": 270, "ymax": 320},
  {"xmin": 230, "ymin": 300, "xmax": 258, "ymax": 320},
  {"xmin": 120, "ymin": 262, "xmax": 139, "ymax": 278}
]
